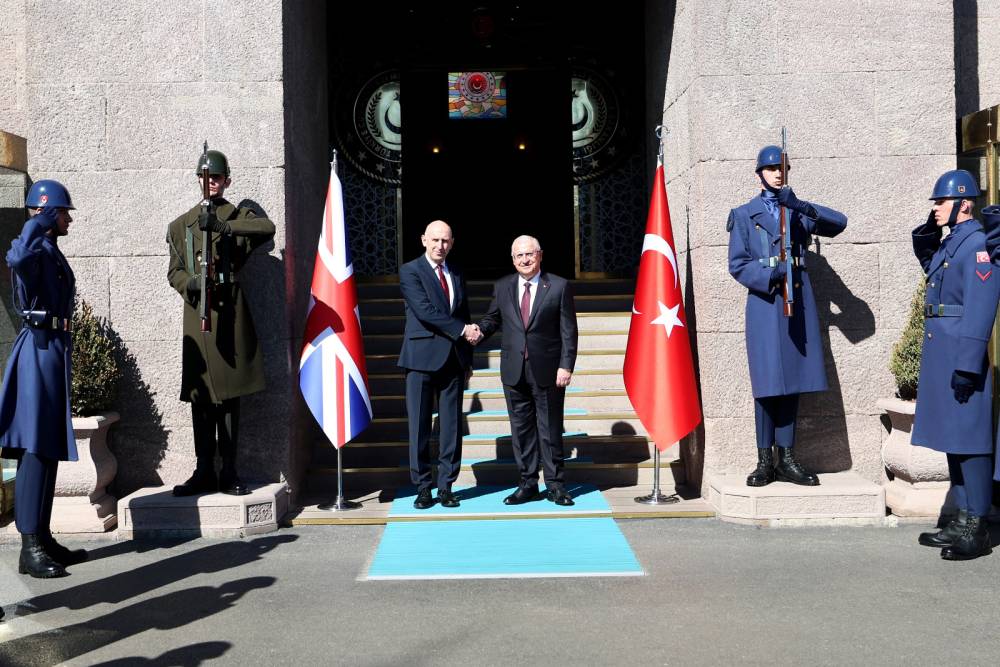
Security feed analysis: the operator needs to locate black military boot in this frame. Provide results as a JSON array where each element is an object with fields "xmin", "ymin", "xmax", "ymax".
[
  {"xmin": 941, "ymin": 515, "xmax": 993, "ymax": 561},
  {"xmin": 40, "ymin": 533, "xmax": 88, "ymax": 566},
  {"xmin": 219, "ymin": 461, "xmax": 250, "ymax": 496},
  {"xmin": 746, "ymin": 448, "xmax": 775, "ymax": 487},
  {"xmin": 918, "ymin": 510, "xmax": 968, "ymax": 548},
  {"xmin": 173, "ymin": 464, "xmax": 218, "ymax": 497},
  {"xmin": 774, "ymin": 446, "xmax": 819, "ymax": 486},
  {"xmin": 18, "ymin": 534, "xmax": 67, "ymax": 578}
]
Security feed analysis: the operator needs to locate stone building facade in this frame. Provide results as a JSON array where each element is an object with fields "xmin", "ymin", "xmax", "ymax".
[{"xmin": 1, "ymin": 0, "xmax": 998, "ymax": 501}]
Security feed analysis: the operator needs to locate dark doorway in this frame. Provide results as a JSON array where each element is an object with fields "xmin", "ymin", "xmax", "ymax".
[{"xmin": 401, "ymin": 68, "xmax": 573, "ymax": 278}]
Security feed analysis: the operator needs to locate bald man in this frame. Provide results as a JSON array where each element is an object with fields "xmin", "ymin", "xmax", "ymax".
[
  {"xmin": 398, "ymin": 221, "xmax": 479, "ymax": 509},
  {"xmin": 477, "ymin": 236, "xmax": 578, "ymax": 506}
]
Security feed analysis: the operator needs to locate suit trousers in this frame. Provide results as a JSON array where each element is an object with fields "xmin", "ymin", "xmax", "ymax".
[
  {"xmin": 405, "ymin": 351, "xmax": 463, "ymax": 492},
  {"xmin": 504, "ymin": 358, "xmax": 566, "ymax": 487},
  {"xmin": 754, "ymin": 394, "xmax": 799, "ymax": 449},
  {"xmin": 14, "ymin": 451, "xmax": 58, "ymax": 535},
  {"xmin": 946, "ymin": 453, "xmax": 993, "ymax": 518},
  {"xmin": 192, "ymin": 398, "xmax": 240, "ymax": 469}
]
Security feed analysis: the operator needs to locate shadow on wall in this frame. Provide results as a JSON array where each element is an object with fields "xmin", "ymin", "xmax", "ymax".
[
  {"xmin": 223, "ymin": 199, "xmax": 289, "ymax": 486},
  {"xmin": 800, "ymin": 241, "xmax": 876, "ymax": 474},
  {"xmin": 681, "ymin": 206, "xmax": 706, "ymax": 492},
  {"xmin": 106, "ymin": 324, "xmax": 169, "ymax": 499}
]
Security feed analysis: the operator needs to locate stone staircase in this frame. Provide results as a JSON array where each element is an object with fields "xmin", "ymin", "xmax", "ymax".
[{"xmin": 291, "ymin": 278, "xmax": 713, "ymax": 524}]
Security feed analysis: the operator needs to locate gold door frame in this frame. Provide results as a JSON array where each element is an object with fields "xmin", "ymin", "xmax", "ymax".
[{"xmin": 960, "ymin": 105, "xmax": 1000, "ymax": 415}]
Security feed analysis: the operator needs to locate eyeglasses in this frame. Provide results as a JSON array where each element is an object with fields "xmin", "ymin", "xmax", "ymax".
[{"xmin": 513, "ymin": 251, "xmax": 539, "ymax": 260}]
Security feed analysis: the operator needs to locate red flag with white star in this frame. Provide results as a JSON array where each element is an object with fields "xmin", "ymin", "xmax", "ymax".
[{"xmin": 623, "ymin": 159, "xmax": 701, "ymax": 451}]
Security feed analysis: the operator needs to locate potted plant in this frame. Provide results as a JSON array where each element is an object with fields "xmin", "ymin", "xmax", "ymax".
[
  {"xmin": 879, "ymin": 281, "xmax": 950, "ymax": 517},
  {"xmin": 49, "ymin": 297, "xmax": 123, "ymax": 533}
]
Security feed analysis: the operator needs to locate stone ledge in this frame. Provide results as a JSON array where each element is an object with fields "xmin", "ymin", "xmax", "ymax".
[
  {"xmin": 117, "ymin": 482, "xmax": 290, "ymax": 540},
  {"xmin": 707, "ymin": 472, "xmax": 886, "ymax": 526}
]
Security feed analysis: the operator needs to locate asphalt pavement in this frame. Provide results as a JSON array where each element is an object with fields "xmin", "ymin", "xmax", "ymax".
[{"xmin": 1, "ymin": 518, "xmax": 999, "ymax": 666}]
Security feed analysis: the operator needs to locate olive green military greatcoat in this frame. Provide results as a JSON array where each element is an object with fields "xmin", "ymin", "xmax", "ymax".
[{"xmin": 166, "ymin": 199, "xmax": 275, "ymax": 404}]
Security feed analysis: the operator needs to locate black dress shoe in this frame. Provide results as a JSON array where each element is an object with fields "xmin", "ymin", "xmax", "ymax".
[
  {"xmin": 173, "ymin": 469, "xmax": 218, "ymax": 497},
  {"xmin": 746, "ymin": 447, "xmax": 775, "ymax": 487},
  {"xmin": 941, "ymin": 516, "xmax": 993, "ymax": 561},
  {"xmin": 41, "ymin": 534, "xmax": 88, "ymax": 567},
  {"xmin": 18, "ymin": 534, "xmax": 67, "ymax": 579},
  {"xmin": 503, "ymin": 485, "xmax": 539, "ymax": 505},
  {"xmin": 774, "ymin": 447, "xmax": 819, "ymax": 486},
  {"xmin": 219, "ymin": 468, "xmax": 251, "ymax": 496},
  {"xmin": 437, "ymin": 489, "xmax": 460, "ymax": 508},
  {"xmin": 413, "ymin": 488, "xmax": 435, "ymax": 510},
  {"xmin": 919, "ymin": 510, "xmax": 968, "ymax": 548},
  {"xmin": 546, "ymin": 486, "xmax": 575, "ymax": 506}
]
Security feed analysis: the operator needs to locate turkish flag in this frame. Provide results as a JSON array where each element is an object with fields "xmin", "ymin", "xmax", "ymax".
[{"xmin": 623, "ymin": 161, "xmax": 702, "ymax": 451}]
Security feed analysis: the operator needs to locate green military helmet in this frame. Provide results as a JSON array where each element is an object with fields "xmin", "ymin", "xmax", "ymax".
[{"xmin": 195, "ymin": 149, "xmax": 230, "ymax": 177}]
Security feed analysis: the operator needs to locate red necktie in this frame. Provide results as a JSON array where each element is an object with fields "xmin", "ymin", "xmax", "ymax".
[
  {"xmin": 521, "ymin": 282, "xmax": 532, "ymax": 325},
  {"xmin": 437, "ymin": 264, "xmax": 450, "ymax": 309}
]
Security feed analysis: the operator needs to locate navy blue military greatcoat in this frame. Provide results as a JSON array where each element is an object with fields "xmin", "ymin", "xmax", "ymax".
[
  {"xmin": 0, "ymin": 213, "xmax": 77, "ymax": 462},
  {"xmin": 911, "ymin": 219, "xmax": 1000, "ymax": 454},
  {"xmin": 727, "ymin": 193, "xmax": 847, "ymax": 398}
]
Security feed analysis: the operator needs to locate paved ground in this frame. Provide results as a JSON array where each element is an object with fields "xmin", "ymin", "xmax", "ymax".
[{"xmin": 1, "ymin": 518, "xmax": 999, "ymax": 666}]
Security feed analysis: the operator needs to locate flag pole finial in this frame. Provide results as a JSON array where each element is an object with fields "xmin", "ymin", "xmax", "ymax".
[
  {"xmin": 331, "ymin": 148, "xmax": 338, "ymax": 175},
  {"xmin": 654, "ymin": 125, "xmax": 668, "ymax": 163}
]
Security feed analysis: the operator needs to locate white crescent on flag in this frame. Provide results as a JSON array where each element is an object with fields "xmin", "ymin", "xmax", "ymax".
[{"xmin": 632, "ymin": 233, "xmax": 679, "ymax": 315}]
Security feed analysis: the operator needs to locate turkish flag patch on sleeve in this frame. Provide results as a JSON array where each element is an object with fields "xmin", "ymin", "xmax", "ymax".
[{"xmin": 977, "ymin": 251, "xmax": 990, "ymax": 263}]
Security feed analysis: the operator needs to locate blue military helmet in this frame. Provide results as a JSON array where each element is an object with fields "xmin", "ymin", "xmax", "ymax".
[
  {"xmin": 929, "ymin": 169, "xmax": 981, "ymax": 200},
  {"xmin": 25, "ymin": 179, "xmax": 75, "ymax": 210},
  {"xmin": 755, "ymin": 145, "xmax": 788, "ymax": 172}
]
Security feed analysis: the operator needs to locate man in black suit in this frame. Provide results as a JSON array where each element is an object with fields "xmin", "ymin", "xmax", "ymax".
[
  {"xmin": 398, "ymin": 220, "xmax": 479, "ymax": 510},
  {"xmin": 477, "ymin": 235, "xmax": 579, "ymax": 506}
]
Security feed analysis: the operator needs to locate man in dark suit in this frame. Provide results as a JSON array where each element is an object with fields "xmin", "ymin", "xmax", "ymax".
[
  {"xmin": 477, "ymin": 235, "xmax": 578, "ymax": 506},
  {"xmin": 398, "ymin": 220, "xmax": 478, "ymax": 510}
]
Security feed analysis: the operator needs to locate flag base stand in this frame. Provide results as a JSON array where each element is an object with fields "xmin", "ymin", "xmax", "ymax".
[
  {"xmin": 317, "ymin": 446, "xmax": 362, "ymax": 512},
  {"xmin": 318, "ymin": 498, "xmax": 362, "ymax": 512},
  {"xmin": 634, "ymin": 448, "xmax": 680, "ymax": 505}
]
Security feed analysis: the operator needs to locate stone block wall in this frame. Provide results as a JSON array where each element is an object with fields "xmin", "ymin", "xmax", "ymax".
[
  {"xmin": 0, "ymin": 0, "xmax": 292, "ymax": 495},
  {"xmin": 662, "ymin": 0, "xmax": 958, "ymax": 491}
]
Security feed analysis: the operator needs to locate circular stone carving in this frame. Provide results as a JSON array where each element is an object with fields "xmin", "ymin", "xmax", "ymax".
[
  {"xmin": 571, "ymin": 67, "xmax": 626, "ymax": 184},
  {"xmin": 336, "ymin": 70, "xmax": 402, "ymax": 185}
]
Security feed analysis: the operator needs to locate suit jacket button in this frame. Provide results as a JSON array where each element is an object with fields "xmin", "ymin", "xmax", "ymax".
[
  {"xmin": 927, "ymin": 332, "xmax": 933, "ymax": 339},
  {"xmin": 930, "ymin": 282, "xmax": 935, "ymax": 287},
  {"xmin": 943, "ymin": 262, "xmax": 949, "ymax": 268},
  {"xmin": 794, "ymin": 282, "xmax": 801, "ymax": 288}
]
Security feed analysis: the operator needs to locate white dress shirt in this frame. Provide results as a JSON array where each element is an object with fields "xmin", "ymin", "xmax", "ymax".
[{"xmin": 425, "ymin": 254, "xmax": 454, "ymax": 312}]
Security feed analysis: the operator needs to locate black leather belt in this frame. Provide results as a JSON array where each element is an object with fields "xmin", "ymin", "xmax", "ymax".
[
  {"xmin": 23, "ymin": 311, "xmax": 72, "ymax": 331},
  {"xmin": 924, "ymin": 304, "xmax": 963, "ymax": 317}
]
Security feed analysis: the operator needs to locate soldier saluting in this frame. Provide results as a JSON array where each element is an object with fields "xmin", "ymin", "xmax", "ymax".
[
  {"xmin": 912, "ymin": 170, "xmax": 998, "ymax": 561},
  {"xmin": 166, "ymin": 148, "xmax": 275, "ymax": 496},
  {"xmin": 727, "ymin": 144, "xmax": 847, "ymax": 488}
]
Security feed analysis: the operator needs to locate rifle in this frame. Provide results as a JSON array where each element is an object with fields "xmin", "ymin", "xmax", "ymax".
[
  {"xmin": 199, "ymin": 140, "xmax": 213, "ymax": 333},
  {"xmin": 778, "ymin": 128, "xmax": 794, "ymax": 317}
]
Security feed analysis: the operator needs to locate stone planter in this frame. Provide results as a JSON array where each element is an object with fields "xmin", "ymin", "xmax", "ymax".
[
  {"xmin": 50, "ymin": 411, "xmax": 120, "ymax": 533},
  {"xmin": 878, "ymin": 398, "xmax": 951, "ymax": 517}
]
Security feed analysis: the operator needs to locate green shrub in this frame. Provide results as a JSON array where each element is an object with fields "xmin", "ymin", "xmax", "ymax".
[
  {"xmin": 71, "ymin": 298, "xmax": 121, "ymax": 415},
  {"xmin": 889, "ymin": 281, "xmax": 925, "ymax": 400}
]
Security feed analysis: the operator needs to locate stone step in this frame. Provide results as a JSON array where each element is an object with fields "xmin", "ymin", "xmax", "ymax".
[
  {"xmin": 356, "ymin": 278, "xmax": 636, "ymax": 300},
  {"xmin": 362, "ymin": 330, "xmax": 629, "ymax": 354},
  {"xmin": 356, "ymin": 412, "xmax": 645, "ymax": 439},
  {"xmin": 371, "ymin": 389, "xmax": 634, "ymax": 416},
  {"xmin": 368, "ymin": 368, "xmax": 626, "ymax": 395},
  {"xmin": 360, "ymin": 311, "xmax": 631, "ymax": 334},
  {"xmin": 291, "ymin": 484, "xmax": 713, "ymax": 525},
  {"xmin": 313, "ymin": 434, "xmax": 661, "ymax": 467},
  {"xmin": 707, "ymin": 472, "xmax": 887, "ymax": 526},
  {"xmin": 306, "ymin": 456, "xmax": 684, "ymax": 491},
  {"xmin": 360, "ymin": 294, "xmax": 633, "ymax": 316},
  {"xmin": 364, "ymin": 348, "xmax": 625, "ymax": 373}
]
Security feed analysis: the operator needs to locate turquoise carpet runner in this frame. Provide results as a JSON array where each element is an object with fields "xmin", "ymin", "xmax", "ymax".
[{"xmin": 366, "ymin": 485, "xmax": 644, "ymax": 580}]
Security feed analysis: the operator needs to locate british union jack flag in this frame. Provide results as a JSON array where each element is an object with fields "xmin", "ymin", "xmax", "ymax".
[{"xmin": 299, "ymin": 165, "xmax": 372, "ymax": 448}]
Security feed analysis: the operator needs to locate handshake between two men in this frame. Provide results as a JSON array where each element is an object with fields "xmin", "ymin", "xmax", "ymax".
[{"xmin": 398, "ymin": 221, "xmax": 579, "ymax": 511}]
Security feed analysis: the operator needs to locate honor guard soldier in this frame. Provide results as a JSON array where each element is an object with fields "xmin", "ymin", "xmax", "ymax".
[
  {"xmin": 912, "ymin": 170, "xmax": 998, "ymax": 561},
  {"xmin": 0, "ymin": 180, "xmax": 87, "ymax": 578},
  {"xmin": 727, "ymin": 145, "xmax": 847, "ymax": 487},
  {"xmin": 167, "ymin": 148, "xmax": 275, "ymax": 497}
]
